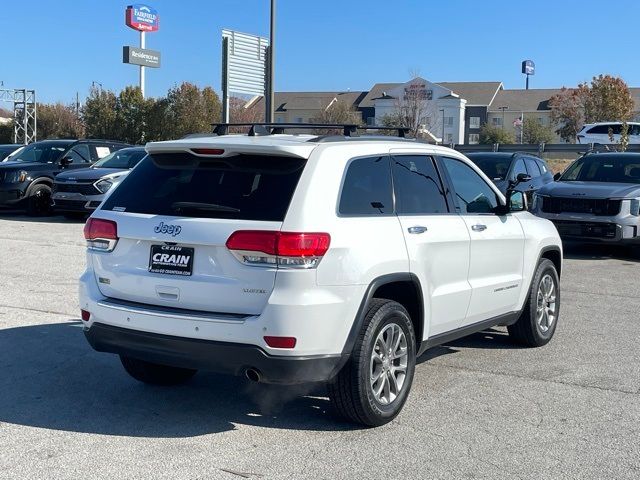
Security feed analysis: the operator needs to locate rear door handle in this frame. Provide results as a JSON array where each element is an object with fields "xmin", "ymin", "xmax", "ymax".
[
  {"xmin": 471, "ymin": 224, "xmax": 487, "ymax": 232},
  {"xmin": 407, "ymin": 226, "xmax": 428, "ymax": 234}
]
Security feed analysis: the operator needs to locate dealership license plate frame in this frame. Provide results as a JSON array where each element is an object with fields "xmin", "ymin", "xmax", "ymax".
[{"xmin": 149, "ymin": 244, "xmax": 194, "ymax": 276}]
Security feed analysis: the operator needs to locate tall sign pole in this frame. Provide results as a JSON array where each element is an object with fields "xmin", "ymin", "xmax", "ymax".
[
  {"xmin": 266, "ymin": 0, "xmax": 276, "ymax": 123},
  {"xmin": 140, "ymin": 31, "xmax": 146, "ymax": 97},
  {"xmin": 522, "ymin": 60, "xmax": 535, "ymax": 90},
  {"xmin": 124, "ymin": 5, "xmax": 160, "ymax": 98}
]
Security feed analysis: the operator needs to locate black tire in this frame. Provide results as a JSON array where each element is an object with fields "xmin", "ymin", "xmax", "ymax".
[
  {"xmin": 508, "ymin": 258, "xmax": 560, "ymax": 347},
  {"xmin": 26, "ymin": 184, "xmax": 52, "ymax": 216},
  {"xmin": 120, "ymin": 355, "xmax": 197, "ymax": 385},
  {"xmin": 328, "ymin": 299, "xmax": 416, "ymax": 427}
]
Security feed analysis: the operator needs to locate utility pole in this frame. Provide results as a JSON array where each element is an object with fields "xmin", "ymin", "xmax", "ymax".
[
  {"xmin": 498, "ymin": 106, "xmax": 508, "ymax": 130},
  {"xmin": 266, "ymin": 0, "xmax": 276, "ymax": 123}
]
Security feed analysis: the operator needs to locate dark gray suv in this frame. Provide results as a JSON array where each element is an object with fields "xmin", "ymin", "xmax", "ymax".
[{"xmin": 531, "ymin": 152, "xmax": 640, "ymax": 244}]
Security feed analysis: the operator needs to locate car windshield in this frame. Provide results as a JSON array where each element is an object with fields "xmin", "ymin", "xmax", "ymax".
[
  {"xmin": 560, "ymin": 155, "xmax": 640, "ymax": 183},
  {"xmin": 92, "ymin": 149, "xmax": 146, "ymax": 169},
  {"xmin": 5, "ymin": 143, "xmax": 69, "ymax": 163},
  {"xmin": 469, "ymin": 156, "xmax": 512, "ymax": 181}
]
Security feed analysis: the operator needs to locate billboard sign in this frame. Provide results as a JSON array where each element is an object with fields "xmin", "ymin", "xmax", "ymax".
[
  {"xmin": 123, "ymin": 46, "xmax": 161, "ymax": 68},
  {"xmin": 522, "ymin": 60, "xmax": 535, "ymax": 75},
  {"xmin": 222, "ymin": 29, "xmax": 269, "ymax": 96},
  {"xmin": 126, "ymin": 4, "xmax": 159, "ymax": 32}
]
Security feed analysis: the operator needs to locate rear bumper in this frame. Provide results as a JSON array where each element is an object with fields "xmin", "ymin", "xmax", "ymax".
[{"xmin": 84, "ymin": 322, "xmax": 346, "ymax": 385}]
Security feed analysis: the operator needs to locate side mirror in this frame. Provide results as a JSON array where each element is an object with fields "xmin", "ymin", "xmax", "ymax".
[
  {"xmin": 553, "ymin": 172, "xmax": 562, "ymax": 181},
  {"xmin": 508, "ymin": 190, "xmax": 527, "ymax": 212},
  {"xmin": 508, "ymin": 173, "xmax": 532, "ymax": 191},
  {"xmin": 59, "ymin": 157, "xmax": 73, "ymax": 167}
]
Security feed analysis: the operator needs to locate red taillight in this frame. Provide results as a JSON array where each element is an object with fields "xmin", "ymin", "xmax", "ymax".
[
  {"xmin": 191, "ymin": 148, "xmax": 225, "ymax": 155},
  {"xmin": 84, "ymin": 218, "xmax": 118, "ymax": 252},
  {"xmin": 264, "ymin": 336, "xmax": 297, "ymax": 349},
  {"xmin": 226, "ymin": 231, "xmax": 331, "ymax": 268},
  {"xmin": 81, "ymin": 309, "xmax": 91, "ymax": 321}
]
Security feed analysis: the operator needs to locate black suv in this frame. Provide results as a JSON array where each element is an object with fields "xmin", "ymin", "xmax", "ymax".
[
  {"xmin": 0, "ymin": 139, "xmax": 130, "ymax": 215},
  {"xmin": 466, "ymin": 152, "xmax": 554, "ymax": 203}
]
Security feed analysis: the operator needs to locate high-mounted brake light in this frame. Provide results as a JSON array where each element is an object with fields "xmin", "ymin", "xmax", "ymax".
[
  {"xmin": 84, "ymin": 218, "xmax": 118, "ymax": 252},
  {"xmin": 191, "ymin": 148, "xmax": 225, "ymax": 156},
  {"xmin": 226, "ymin": 231, "xmax": 331, "ymax": 268}
]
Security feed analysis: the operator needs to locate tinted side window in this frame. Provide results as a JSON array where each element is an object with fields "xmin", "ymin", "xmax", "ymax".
[
  {"xmin": 525, "ymin": 158, "xmax": 542, "ymax": 177},
  {"xmin": 339, "ymin": 156, "xmax": 393, "ymax": 215},
  {"xmin": 66, "ymin": 145, "xmax": 91, "ymax": 163},
  {"xmin": 441, "ymin": 157, "xmax": 498, "ymax": 214},
  {"xmin": 392, "ymin": 155, "xmax": 448, "ymax": 214},
  {"xmin": 587, "ymin": 125, "xmax": 609, "ymax": 134},
  {"xmin": 511, "ymin": 159, "xmax": 527, "ymax": 178},
  {"xmin": 537, "ymin": 160, "xmax": 548, "ymax": 174}
]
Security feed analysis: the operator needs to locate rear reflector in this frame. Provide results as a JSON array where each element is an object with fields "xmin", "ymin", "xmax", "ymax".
[
  {"xmin": 81, "ymin": 309, "xmax": 90, "ymax": 321},
  {"xmin": 84, "ymin": 218, "xmax": 118, "ymax": 252},
  {"xmin": 191, "ymin": 148, "xmax": 225, "ymax": 155},
  {"xmin": 226, "ymin": 231, "xmax": 331, "ymax": 268},
  {"xmin": 264, "ymin": 336, "xmax": 297, "ymax": 349}
]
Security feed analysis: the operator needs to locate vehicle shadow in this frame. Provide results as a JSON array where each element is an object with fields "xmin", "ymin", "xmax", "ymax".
[
  {"xmin": 562, "ymin": 242, "xmax": 639, "ymax": 262},
  {"xmin": 0, "ymin": 210, "xmax": 85, "ymax": 223},
  {"xmin": 416, "ymin": 327, "xmax": 517, "ymax": 366},
  {"xmin": 0, "ymin": 321, "xmax": 358, "ymax": 437}
]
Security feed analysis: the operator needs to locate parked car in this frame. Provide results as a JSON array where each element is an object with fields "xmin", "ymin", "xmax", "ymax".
[
  {"xmin": 0, "ymin": 144, "xmax": 22, "ymax": 161},
  {"xmin": 79, "ymin": 126, "xmax": 563, "ymax": 426},
  {"xmin": 532, "ymin": 152, "xmax": 640, "ymax": 244},
  {"xmin": 576, "ymin": 122, "xmax": 640, "ymax": 144},
  {"xmin": 52, "ymin": 146, "xmax": 147, "ymax": 218},
  {"xmin": 466, "ymin": 152, "xmax": 554, "ymax": 204},
  {"xmin": 0, "ymin": 139, "xmax": 130, "ymax": 215}
]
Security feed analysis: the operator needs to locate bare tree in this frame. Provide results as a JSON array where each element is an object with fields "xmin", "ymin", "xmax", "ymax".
[{"xmin": 379, "ymin": 81, "xmax": 441, "ymax": 139}]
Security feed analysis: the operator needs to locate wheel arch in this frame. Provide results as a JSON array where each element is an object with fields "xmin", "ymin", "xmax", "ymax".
[
  {"xmin": 25, "ymin": 176, "xmax": 53, "ymax": 197},
  {"xmin": 539, "ymin": 245, "xmax": 562, "ymax": 277},
  {"xmin": 341, "ymin": 273, "xmax": 425, "ymax": 357}
]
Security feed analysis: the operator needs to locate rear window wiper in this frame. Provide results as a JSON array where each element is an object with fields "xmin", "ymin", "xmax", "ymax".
[{"xmin": 171, "ymin": 201, "xmax": 240, "ymax": 213}]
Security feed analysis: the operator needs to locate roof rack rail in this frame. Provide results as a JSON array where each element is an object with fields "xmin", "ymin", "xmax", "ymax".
[{"xmin": 210, "ymin": 123, "xmax": 411, "ymax": 138}]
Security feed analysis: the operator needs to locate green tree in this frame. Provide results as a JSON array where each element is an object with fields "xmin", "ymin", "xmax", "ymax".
[
  {"xmin": 522, "ymin": 118, "xmax": 555, "ymax": 144},
  {"xmin": 165, "ymin": 82, "xmax": 221, "ymax": 139},
  {"xmin": 37, "ymin": 102, "xmax": 84, "ymax": 139},
  {"xmin": 115, "ymin": 86, "xmax": 153, "ymax": 144},
  {"xmin": 83, "ymin": 86, "xmax": 118, "ymax": 139},
  {"xmin": 0, "ymin": 122, "xmax": 13, "ymax": 143},
  {"xmin": 479, "ymin": 123, "xmax": 515, "ymax": 144}
]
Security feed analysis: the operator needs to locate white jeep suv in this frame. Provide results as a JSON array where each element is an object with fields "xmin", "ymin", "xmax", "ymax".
[{"xmin": 79, "ymin": 125, "xmax": 562, "ymax": 426}]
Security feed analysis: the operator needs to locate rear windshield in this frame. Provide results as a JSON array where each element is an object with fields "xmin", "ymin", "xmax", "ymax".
[
  {"xmin": 93, "ymin": 148, "xmax": 146, "ymax": 169},
  {"xmin": 101, "ymin": 152, "xmax": 306, "ymax": 221},
  {"xmin": 560, "ymin": 155, "xmax": 640, "ymax": 183}
]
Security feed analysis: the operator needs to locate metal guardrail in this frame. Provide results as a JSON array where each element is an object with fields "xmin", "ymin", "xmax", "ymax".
[{"xmin": 452, "ymin": 143, "xmax": 640, "ymax": 155}]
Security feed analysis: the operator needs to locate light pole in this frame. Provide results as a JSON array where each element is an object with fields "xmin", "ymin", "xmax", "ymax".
[
  {"xmin": 439, "ymin": 109, "xmax": 445, "ymax": 144},
  {"xmin": 498, "ymin": 106, "xmax": 508, "ymax": 130},
  {"xmin": 266, "ymin": 0, "xmax": 276, "ymax": 123}
]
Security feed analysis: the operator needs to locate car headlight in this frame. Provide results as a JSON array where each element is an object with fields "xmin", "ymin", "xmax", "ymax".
[
  {"xmin": 94, "ymin": 179, "xmax": 113, "ymax": 194},
  {"xmin": 3, "ymin": 170, "xmax": 28, "ymax": 183},
  {"xmin": 630, "ymin": 198, "xmax": 640, "ymax": 216}
]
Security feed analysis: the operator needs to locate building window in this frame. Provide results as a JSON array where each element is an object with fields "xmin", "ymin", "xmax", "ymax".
[
  {"xmin": 294, "ymin": 117, "xmax": 303, "ymax": 123},
  {"xmin": 275, "ymin": 116, "xmax": 285, "ymax": 123},
  {"xmin": 366, "ymin": 116, "xmax": 376, "ymax": 126},
  {"xmin": 469, "ymin": 117, "xmax": 481, "ymax": 129},
  {"xmin": 537, "ymin": 117, "xmax": 545, "ymax": 125},
  {"xmin": 492, "ymin": 117, "xmax": 502, "ymax": 127},
  {"xmin": 446, "ymin": 133, "xmax": 454, "ymax": 144},
  {"xmin": 468, "ymin": 133, "xmax": 480, "ymax": 144},
  {"xmin": 444, "ymin": 116, "xmax": 454, "ymax": 127}
]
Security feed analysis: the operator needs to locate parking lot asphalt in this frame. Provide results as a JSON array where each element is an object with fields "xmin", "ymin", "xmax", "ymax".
[{"xmin": 0, "ymin": 212, "xmax": 638, "ymax": 480}]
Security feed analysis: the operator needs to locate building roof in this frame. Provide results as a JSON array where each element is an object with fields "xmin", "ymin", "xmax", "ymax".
[
  {"xmin": 488, "ymin": 89, "xmax": 563, "ymax": 112},
  {"xmin": 437, "ymin": 82, "xmax": 503, "ymax": 106},
  {"xmin": 359, "ymin": 81, "xmax": 503, "ymax": 108},
  {"xmin": 251, "ymin": 91, "xmax": 367, "ymax": 112}
]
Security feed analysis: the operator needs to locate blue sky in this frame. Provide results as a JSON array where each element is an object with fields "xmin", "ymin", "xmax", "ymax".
[{"xmin": 2, "ymin": 0, "xmax": 640, "ymax": 104}]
